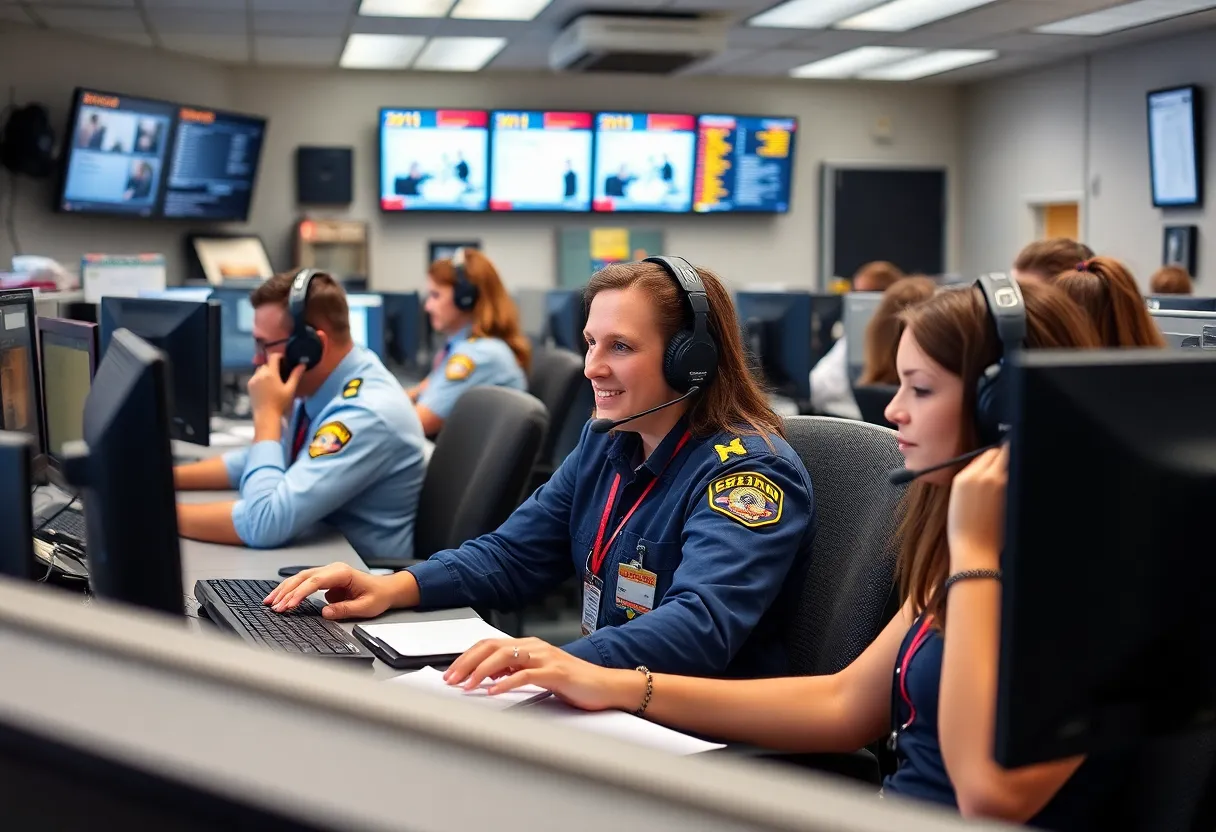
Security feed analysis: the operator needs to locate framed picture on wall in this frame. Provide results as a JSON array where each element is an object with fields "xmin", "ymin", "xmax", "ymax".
[{"xmin": 1163, "ymin": 225, "xmax": 1198, "ymax": 275}]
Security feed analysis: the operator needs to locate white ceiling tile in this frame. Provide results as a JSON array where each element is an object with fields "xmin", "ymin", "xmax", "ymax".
[
  {"xmin": 348, "ymin": 13, "xmax": 442, "ymax": 33},
  {"xmin": 481, "ymin": 37, "xmax": 551, "ymax": 69},
  {"xmin": 732, "ymin": 47, "xmax": 828, "ymax": 75},
  {"xmin": 253, "ymin": 0, "xmax": 357, "ymax": 11},
  {"xmin": 36, "ymin": 7, "xmax": 145, "ymax": 29},
  {"xmin": 785, "ymin": 27, "xmax": 884, "ymax": 49},
  {"xmin": 159, "ymin": 32, "xmax": 251, "ymax": 61},
  {"xmin": 978, "ymin": 31, "xmax": 1081, "ymax": 52},
  {"xmin": 725, "ymin": 25, "xmax": 803, "ymax": 47},
  {"xmin": 146, "ymin": 9, "xmax": 249, "ymax": 33},
  {"xmin": 255, "ymin": 34, "xmax": 345, "ymax": 64},
  {"xmin": 253, "ymin": 11, "xmax": 350, "ymax": 34}
]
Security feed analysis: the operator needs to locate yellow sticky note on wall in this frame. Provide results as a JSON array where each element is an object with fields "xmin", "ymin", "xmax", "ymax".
[{"xmin": 590, "ymin": 228, "xmax": 630, "ymax": 263}]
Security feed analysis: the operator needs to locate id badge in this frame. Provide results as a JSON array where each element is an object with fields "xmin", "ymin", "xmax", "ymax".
[
  {"xmin": 615, "ymin": 563, "xmax": 657, "ymax": 617},
  {"xmin": 581, "ymin": 574, "xmax": 603, "ymax": 636}
]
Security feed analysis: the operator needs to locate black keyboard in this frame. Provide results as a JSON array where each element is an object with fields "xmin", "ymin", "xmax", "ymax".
[
  {"xmin": 44, "ymin": 506, "xmax": 88, "ymax": 544},
  {"xmin": 194, "ymin": 578, "xmax": 372, "ymax": 661}
]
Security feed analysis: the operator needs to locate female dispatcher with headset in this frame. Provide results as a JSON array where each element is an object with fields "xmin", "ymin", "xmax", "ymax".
[
  {"xmin": 434, "ymin": 277, "xmax": 1137, "ymax": 829},
  {"xmin": 407, "ymin": 248, "xmax": 531, "ymax": 437},
  {"xmin": 268, "ymin": 256, "xmax": 816, "ymax": 678}
]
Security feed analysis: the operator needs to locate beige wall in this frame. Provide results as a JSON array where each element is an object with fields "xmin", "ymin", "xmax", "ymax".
[{"xmin": 0, "ymin": 27, "xmax": 963, "ymax": 291}]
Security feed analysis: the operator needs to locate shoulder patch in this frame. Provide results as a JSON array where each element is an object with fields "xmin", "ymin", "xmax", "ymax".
[
  {"xmin": 707, "ymin": 471, "xmax": 783, "ymax": 528},
  {"xmin": 714, "ymin": 437, "xmax": 747, "ymax": 463},
  {"xmin": 342, "ymin": 378, "xmax": 363, "ymax": 399},
  {"xmin": 309, "ymin": 421, "xmax": 352, "ymax": 458},
  {"xmin": 445, "ymin": 354, "xmax": 476, "ymax": 381}
]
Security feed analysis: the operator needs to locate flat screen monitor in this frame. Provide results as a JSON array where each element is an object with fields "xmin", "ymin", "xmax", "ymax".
[
  {"xmin": 381, "ymin": 291, "xmax": 420, "ymax": 366},
  {"xmin": 161, "ymin": 104, "xmax": 266, "ymax": 221},
  {"xmin": 546, "ymin": 289, "xmax": 586, "ymax": 354},
  {"xmin": 592, "ymin": 112, "xmax": 696, "ymax": 213},
  {"xmin": 55, "ymin": 88, "xmax": 174, "ymax": 217},
  {"xmin": 346, "ymin": 293, "xmax": 385, "ymax": 359},
  {"xmin": 0, "ymin": 289, "xmax": 43, "ymax": 458},
  {"xmin": 36, "ymin": 318, "xmax": 98, "ymax": 467},
  {"xmin": 489, "ymin": 110, "xmax": 593, "ymax": 212},
  {"xmin": 1148, "ymin": 85, "xmax": 1203, "ymax": 208},
  {"xmin": 379, "ymin": 108, "xmax": 489, "ymax": 212},
  {"xmin": 735, "ymin": 291, "xmax": 816, "ymax": 401},
  {"xmin": 693, "ymin": 114, "xmax": 797, "ymax": 213}
]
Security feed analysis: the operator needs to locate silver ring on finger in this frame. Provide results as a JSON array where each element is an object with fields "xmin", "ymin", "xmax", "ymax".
[{"xmin": 513, "ymin": 646, "xmax": 520, "ymax": 660}]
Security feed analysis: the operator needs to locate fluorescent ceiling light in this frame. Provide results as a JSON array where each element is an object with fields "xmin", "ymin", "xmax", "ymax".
[
  {"xmin": 790, "ymin": 46, "xmax": 923, "ymax": 78},
  {"xmin": 748, "ymin": 0, "xmax": 887, "ymax": 29},
  {"xmin": 837, "ymin": 0, "xmax": 1001, "ymax": 32},
  {"xmin": 1035, "ymin": 0, "xmax": 1216, "ymax": 35},
  {"xmin": 861, "ymin": 48, "xmax": 997, "ymax": 79},
  {"xmin": 358, "ymin": 0, "xmax": 453, "ymax": 17},
  {"xmin": 451, "ymin": 0, "xmax": 552, "ymax": 20},
  {"xmin": 413, "ymin": 36, "xmax": 506, "ymax": 70},
  {"xmin": 339, "ymin": 33, "xmax": 426, "ymax": 68}
]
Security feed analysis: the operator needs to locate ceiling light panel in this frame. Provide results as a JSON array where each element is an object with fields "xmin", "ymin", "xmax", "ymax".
[
  {"xmin": 339, "ymin": 33, "xmax": 427, "ymax": 68},
  {"xmin": 861, "ymin": 48, "xmax": 997, "ymax": 78},
  {"xmin": 450, "ymin": 0, "xmax": 552, "ymax": 20},
  {"xmin": 749, "ymin": 0, "xmax": 887, "ymax": 29},
  {"xmin": 1035, "ymin": 0, "xmax": 1216, "ymax": 35},
  {"xmin": 413, "ymin": 36, "xmax": 507, "ymax": 70},
  {"xmin": 358, "ymin": 0, "xmax": 453, "ymax": 18},
  {"xmin": 790, "ymin": 45, "xmax": 923, "ymax": 78},
  {"xmin": 837, "ymin": 0, "xmax": 1002, "ymax": 32}
]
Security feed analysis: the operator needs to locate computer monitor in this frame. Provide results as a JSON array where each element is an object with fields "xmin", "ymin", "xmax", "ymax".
[
  {"xmin": 346, "ymin": 293, "xmax": 385, "ymax": 359},
  {"xmin": 382, "ymin": 291, "xmax": 420, "ymax": 367},
  {"xmin": 997, "ymin": 349, "xmax": 1216, "ymax": 768},
  {"xmin": 842, "ymin": 292, "xmax": 884, "ymax": 384},
  {"xmin": 734, "ymin": 291, "xmax": 824, "ymax": 402},
  {"xmin": 62, "ymin": 329, "xmax": 182, "ymax": 616},
  {"xmin": 206, "ymin": 285, "xmax": 257, "ymax": 371},
  {"xmin": 99, "ymin": 297, "xmax": 211, "ymax": 446},
  {"xmin": 36, "ymin": 318, "xmax": 98, "ymax": 474},
  {"xmin": 0, "ymin": 431, "xmax": 36, "ymax": 580},
  {"xmin": 515, "ymin": 288, "xmax": 550, "ymax": 345},
  {"xmin": 0, "ymin": 289, "xmax": 44, "ymax": 459},
  {"xmin": 1146, "ymin": 295, "xmax": 1216, "ymax": 312},
  {"xmin": 546, "ymin": 289, "xmax": 586, "ymax": 354}
]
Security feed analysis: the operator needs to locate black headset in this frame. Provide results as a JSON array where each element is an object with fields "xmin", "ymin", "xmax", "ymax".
[
  {"xmin": 451, "ymin": 247, "xmax": 479, "ymax": 312},
  {"xmin": 644, "ymin": 255, "xmax": 719, "ymax": 393},
  {"xmin": 974, "ymin": 272, "xmax": 1026, "ymax": 445},
  {"xmin": 282, "ymin": 268, "xmax": 326, "ymax": 381}
]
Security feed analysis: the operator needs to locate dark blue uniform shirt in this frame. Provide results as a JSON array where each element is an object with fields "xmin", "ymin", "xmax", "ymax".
[{"xmin": 407, "ymin": 417, "xmax": 816, "ymax": 677}]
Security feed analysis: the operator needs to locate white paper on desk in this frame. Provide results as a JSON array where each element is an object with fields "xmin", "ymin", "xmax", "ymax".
[
  {"xmin": 208, "ymin": 432, "xmax": 248, "ymax": 447},
  {"xmin": 358, "ymin": 618, "xmax": 510, "ymax": 657},
  {"xmin": 387, "ymin": 666, "xmax": 549, "ymax": 711},
  {"xmin": 226, "ymin": 424, "xmax": 256, "ymax": 440},
  {"xmin": 525, "ymin": 698, "xmax": 725, "ymax": 756}
]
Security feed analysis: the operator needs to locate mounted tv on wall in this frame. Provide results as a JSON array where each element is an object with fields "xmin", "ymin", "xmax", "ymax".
[{"xmin": 1148, "ymin": 85, "xmax": 1203, "ymax": 208}]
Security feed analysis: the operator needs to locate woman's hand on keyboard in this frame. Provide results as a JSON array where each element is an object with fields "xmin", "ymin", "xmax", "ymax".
[{"xmin": 264, "ymin": 562, "xmax": 394, "ymax": 620}]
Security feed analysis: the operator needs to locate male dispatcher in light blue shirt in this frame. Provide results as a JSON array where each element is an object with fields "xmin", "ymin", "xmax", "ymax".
[{"xmin": 174, "ymin": 271, "xmax": 426, "ymax": 561}]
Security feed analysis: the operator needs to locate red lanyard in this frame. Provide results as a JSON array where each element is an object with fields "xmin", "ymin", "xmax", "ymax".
[
  {"xmin": 897, "ymin": 615, "xmax": 936, "ymax": 732},
  {"xmin": 588, "ymin": 431, "xmax": 690, "ymax": 577}
]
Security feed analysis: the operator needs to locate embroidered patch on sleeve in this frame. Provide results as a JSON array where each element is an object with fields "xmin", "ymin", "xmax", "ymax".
[
  {"xmin": 706, "ymin": 471, "xmax": 783, "ymax": 528},
  {"xmin": 445, "ymin": 354, "xmax": 476, "ymax": 381},
  {"xmin": 342, "ymin": 378, "xmax": 363, "ymax": 399},
  {"xmin": 309, "ymin": 421, "xmax": 352, "ymax": 458},
  {"xmin": 714, "ymin": 437, "xmax": 747, "ymax": 463}
]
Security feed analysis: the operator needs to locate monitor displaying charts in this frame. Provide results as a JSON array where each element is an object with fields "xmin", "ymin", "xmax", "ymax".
[
  {"xmin": 694, "ymin": 114, "xmax": 797, "ymax": 213},
  {"xmin": 592, "ymin": 112, "xmax": 696, "ymax": 213},
  {"xmin": 489, "ymin": 110, "xmax": 593, "ymax": 212},
  {"xmin": 379, "ymin": 108, "xmax": 489, "ymax": 212}
]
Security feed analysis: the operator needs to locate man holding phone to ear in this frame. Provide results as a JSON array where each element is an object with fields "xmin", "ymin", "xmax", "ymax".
[{"xmin": 173, "ymin": 270, "xmax": 426, "ymax": 559}]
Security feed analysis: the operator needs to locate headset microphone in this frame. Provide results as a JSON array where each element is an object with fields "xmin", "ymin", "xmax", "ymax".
[
  {"xmin": 590, "ymin": 387, "xmax": 700, "ymax": 434},
  {"xmin": 888, "ymin": 442, "xmax": 1000, "ymax": 486}
]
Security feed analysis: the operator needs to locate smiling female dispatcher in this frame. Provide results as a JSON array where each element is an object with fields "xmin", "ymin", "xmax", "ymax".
[{"xmin": 267, "ymin": 256, "xmax": 816, "ymax": 677}]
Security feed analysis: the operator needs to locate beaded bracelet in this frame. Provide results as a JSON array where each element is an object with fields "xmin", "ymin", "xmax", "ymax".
[
  {"xmin": 634, "ymin": 665, "xmax": 653, "ymax": 716},
  {"xmin": 944, "ymin": 568, "xmax": 1003, "ymax": 593}
]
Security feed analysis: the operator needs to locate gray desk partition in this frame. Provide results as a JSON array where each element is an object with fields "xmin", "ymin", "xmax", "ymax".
[
  {"xmin": 0, "ymin": 577, "xmax": 1008, "ymax": 832},
  {"xmin": 1150, "ymin": 309, "xmax": 1216, "ymax": 349},
  {"xmin": 843, "ymin": 292, "xmax": 884, "ymax": 383}
]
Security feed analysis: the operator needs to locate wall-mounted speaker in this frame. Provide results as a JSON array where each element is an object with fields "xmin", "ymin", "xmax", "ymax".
[{"xmin": 296, "ymin": 146, "xmax": 352, "ymax": 205}]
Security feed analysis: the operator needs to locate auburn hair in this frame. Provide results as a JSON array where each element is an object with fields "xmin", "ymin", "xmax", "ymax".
[
  {"xmin": 584, "ymin": 260, "xmax": 783, "ymax": 441},
  {"xmin": 859, "ymin": 276, "xmax": 936, "ymax": 385},
  {"xmin": 250, "ymin": 270, "xmax": 350, "ymax": 342},
  {"xmin": 429, "ymin": 249, "xmax": 531, "ymax": 373},
  {"xmin": 896, "ymin": 280, "xmax": 1100, "ymax": 626},
  {"xmin": 1149, "ymin": 265, "xmax": 1193, "ymax": 296},
  {"xmin": 1013, "ymin": 238, "xmax": 1094, "ymax": 282},
  {"xmin": 1055, "ymin": 257, "xmax": 1165, "ymax": 348},
  {"xmin": 853, "ymin": 261, "xmax": 905, "ymax": 292}
]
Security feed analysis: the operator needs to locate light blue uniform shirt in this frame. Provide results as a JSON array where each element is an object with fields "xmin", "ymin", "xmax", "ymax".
[
  {"xmin": 221, "ymin": 347, "xmax": 426, "ymax": 561},
  {"xmin": 417, "ymin": 325, "xmax": 527, "ymax": 420}
]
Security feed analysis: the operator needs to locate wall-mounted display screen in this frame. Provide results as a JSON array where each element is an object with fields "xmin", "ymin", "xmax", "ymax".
[
  {"xmin": 489, "ymin": 110, "xmax": 593, "ymax": 212},
  {"xmin": 162, "ymin": 106, "xmax": 266, "ymax": 222},
  {"xmin": 592, "ymin": 112, "xmax": 696, "ymax": 213},
  {"xmin": 694, "ymin": 114, "xmax": 797, "ymax": 213},
  {"xmin": 379, "ymin": 108, "xmax": 489, "ymax": 212},
  {"xmin": 1148, "ymin": 86, "xmax": 1203, "ymax": 208}
]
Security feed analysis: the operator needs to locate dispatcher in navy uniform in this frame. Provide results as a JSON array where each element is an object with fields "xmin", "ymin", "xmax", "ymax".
[
  {"xmin": 269, "ymin": 257, "xmax": 816, "ymax": 678},
  {"xmin": 406, "ymin": 248, "xmax": 529, "ymax": 438},
  {"xmin": 174, "ymin": 270, "xmax": 427, "ymax": 560}
]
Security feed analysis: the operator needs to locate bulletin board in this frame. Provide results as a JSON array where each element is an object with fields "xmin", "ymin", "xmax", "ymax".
[{"xmin": 557, "ymin": 227, "xmax": 664, "ymax": 289}]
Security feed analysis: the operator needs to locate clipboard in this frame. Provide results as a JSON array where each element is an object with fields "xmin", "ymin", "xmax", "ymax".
[{"xmin": 352, "ymin": 618, "xmax": 511, "ymax": 670}]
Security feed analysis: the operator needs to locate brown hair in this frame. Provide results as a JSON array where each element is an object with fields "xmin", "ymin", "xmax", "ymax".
[
  {"xmin": 853, "ymin": 261, "xmax": 905, "ymax": 292},
  {"xmin": 1013, "ymin": 238, "xmax": 1095, "ymax": 282},
  {"xmin": 429, "ymin": 249, "xmax": 532, "ymax": 372},
  {"xmin": 584, "ymin": 260, "xmax": 783, "ymax": 441},
  {"xmin": 897, "ymin": 280, "xmax": 1100, "ymax": 626},
  {"xmin": 859, "ymin": 276, "xmax": 936, "ymax": 385},
  {"xmin": 250, "ymin": 270, "xmax": 350, "ymax": 342},
  {"xmin": 1149, "ymin": 265, "xmax": 1193, "ymax": 296},
  {"xmin": 1055, "ymin": 257, "xmax": 1165, "ymax": 348}
]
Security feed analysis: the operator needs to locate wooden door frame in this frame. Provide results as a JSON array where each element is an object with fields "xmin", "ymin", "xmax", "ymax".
[{"xmin": 1022, "ymin": 191, "xmax": 1086, "ymax": 243}]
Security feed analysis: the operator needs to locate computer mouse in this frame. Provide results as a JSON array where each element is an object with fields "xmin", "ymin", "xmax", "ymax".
[{"xmin": 277, "ymin": 565, "xmax": 312, "ymax": 578}]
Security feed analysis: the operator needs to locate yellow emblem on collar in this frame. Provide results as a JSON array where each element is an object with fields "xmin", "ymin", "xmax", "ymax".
[
  {"xmin": 342, "ymin": 378, "xmax": 363, "ymax": 399},
  {"xmin": 706, "ymin": 471, "xmax": 783, "ymax": 528},
  {"xmin": 445, "ymin": 354, "xmax": 476, "ymax": 381},
  {"xmin": 309, "ymin": 421, "xmax": 352, "ymax": 458},
  {"xmin": 714, "ymin": 437, "xmax": 747, "ymax": 463}
]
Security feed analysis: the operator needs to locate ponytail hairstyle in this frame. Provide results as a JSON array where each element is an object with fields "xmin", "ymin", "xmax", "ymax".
[{"xmin": 1055, "ymin": 257, "xmax": 1165, "ymax": 348}]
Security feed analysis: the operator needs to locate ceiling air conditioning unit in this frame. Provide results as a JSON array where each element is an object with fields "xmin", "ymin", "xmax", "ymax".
[{"xmin": 549, "ymin": 14, "xmax": 728, "ymax": 75}]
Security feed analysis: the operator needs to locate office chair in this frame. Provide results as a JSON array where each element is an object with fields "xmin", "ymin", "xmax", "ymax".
[
  {"xmin": 1100, "ymin": 728, "xmax": 1216, "ymax": 831},
  {"xmin": 364, "ymin": 386, "xmax": 548, "ymax": 571},
  {"xmin": 851, "ymin": 384, "xmax": 898, "ymax": 428},
  {"xmin": 527, "ymin": 346, "xmax": 592, "ymax": 491}
]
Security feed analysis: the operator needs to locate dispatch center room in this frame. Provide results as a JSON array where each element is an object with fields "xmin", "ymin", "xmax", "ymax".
[{"xmin": 1, "ymin": 0, "xmax": 1215, "ymax": 829}]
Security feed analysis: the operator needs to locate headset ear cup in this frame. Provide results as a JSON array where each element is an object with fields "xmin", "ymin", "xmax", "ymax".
[
  {"xmin": 663, "ymin": 330, "xmax": 693, "ymax": 392},
  {"xmin": 974, "ymin": 363, "xmax": 1002, "ymax": 445},
  {"xmin": 283, "ymin": 326, "xmax": 323, "ymax": 380}
]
